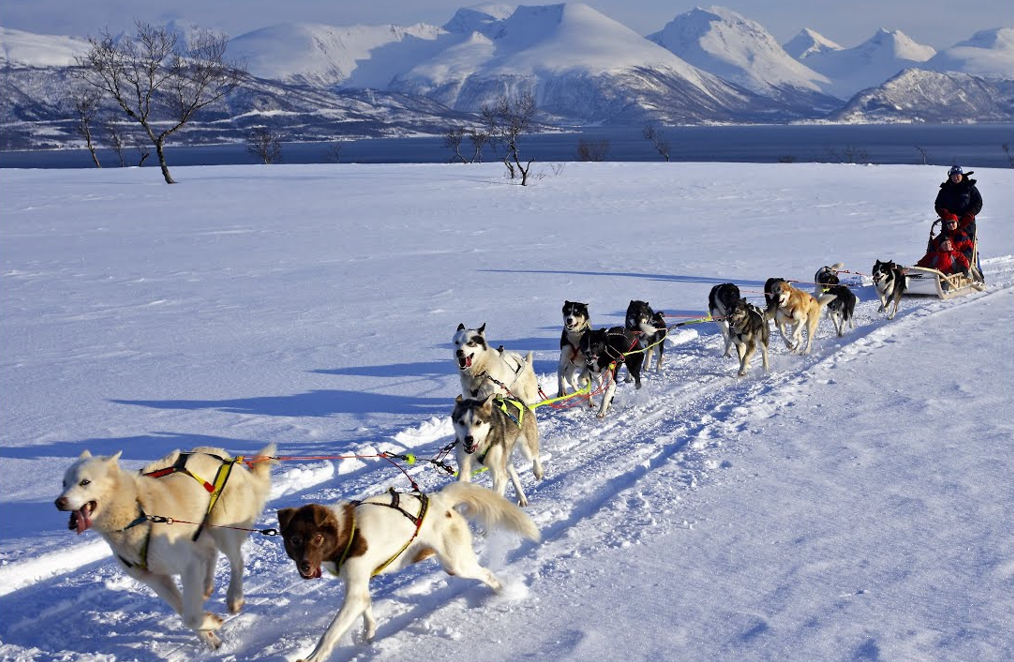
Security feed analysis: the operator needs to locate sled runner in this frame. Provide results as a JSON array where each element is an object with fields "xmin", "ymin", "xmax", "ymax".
[{"xmin": 905, "ymin": 219, "xmax": 986, "ymax": 300}]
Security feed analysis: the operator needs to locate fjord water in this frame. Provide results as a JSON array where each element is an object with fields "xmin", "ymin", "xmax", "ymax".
[{"xmin": 2, "ymin": 123, "xmax": 1012, "ymax": 169}]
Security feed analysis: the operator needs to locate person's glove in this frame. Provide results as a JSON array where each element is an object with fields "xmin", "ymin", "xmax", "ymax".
[{"xmin": 959, "ymin": 213, "xmax": 975, "ymax": 229}]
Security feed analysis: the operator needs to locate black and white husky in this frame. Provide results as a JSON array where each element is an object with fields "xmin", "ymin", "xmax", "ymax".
[
  {"xmin": 579, "ymin": 326, "xmax": 643, "ymax": 418},
  {"xmin": 453, "ymin": 323, "xmax": 539, "ymax": 404},
  {"xmin": 763, "ymin": 277, "xmax": 788, "ymax": 321},
  {"xmin": 813, "ymin": 262, "xmax": 844, "ymax": 296},
  {"xmin": 727, "ymin": 300, "xmax": 770, "ymax": 377},
  {"xmin": 451, "ymin": 395, "xmax": 544, "ymax": 507},
  {"xmin": 872, "ymin": 260, "xmax": 906, "ymax": 320},
  {"xmin": 708, "ymin": 283, "xmax": 742, "ymax": 357},
  {"xmin": 625, "ymin": 300, "xmax": 667, "ymax": 372},
  {"xmin": 558, "ymin": 300, "xmax": 591, "ymax": 396},
  {"xmin": 824, "ymin": 284, "xmax": 857, "ymax": 336}
]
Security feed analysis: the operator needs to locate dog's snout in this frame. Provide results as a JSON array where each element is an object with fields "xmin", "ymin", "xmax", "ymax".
[
  {"xmin": 299, "ymin": 560, "xmax": 312, "ymax": 573},
  {"xmin": 55, "ymin": 496, "xmax": 68, "ymax": 510}
]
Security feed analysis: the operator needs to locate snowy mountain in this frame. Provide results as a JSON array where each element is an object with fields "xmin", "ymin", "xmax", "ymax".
[
  {"xmin": 801, "ymin": 28, "xmax": 937, "ymax": 99},
  {"xmin": 646, "ymin": 7, "xmax": 838, "ymax": 110},
  {"xmin": 830, "ymin": 68, "xmax": 1014, "ymax": 123},
  {"xmin": 782, "ymin": 28, "xmax": 843, "ymax": 60},
  {"xmin": 227, "ymin": 22, "xmax": 446, "ymax": 88},
  {"xmin": 920, "ymin": 28, "xmax": 1014, "ymax": 79},
  {"xmin": 388, "ymin": 3, "xmax": 786, "ymax": 123},
  {"xmin": 0, "ymin": 26, "xmax": 90, "ymax": 67}
]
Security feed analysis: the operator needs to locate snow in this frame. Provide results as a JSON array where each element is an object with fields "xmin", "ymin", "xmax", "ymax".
[{"xmin": 1, "ymin": 160, "xmax": 1012, "ymax": 662}]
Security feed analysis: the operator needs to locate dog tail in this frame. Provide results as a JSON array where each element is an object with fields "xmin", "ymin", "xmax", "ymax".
[
  {"xmin": 438, "ymin": 482, "xmax": 540, "ymax": 543},
  {"xmin": 248, "ymin": 443, "xmax": 277, "ymax": 479},
  {"xmin": 830, "ymin": 262, "xmax": 845, "ymax": 272},
  {"xmin": 815, "ymin": 293, "xmax": 837, "ymax": 307}
]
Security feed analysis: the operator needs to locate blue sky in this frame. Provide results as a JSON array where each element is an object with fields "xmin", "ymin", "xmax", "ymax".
[{"xmin": 0, "ymin": 0, "xmax": 1010, "ymax": 49}]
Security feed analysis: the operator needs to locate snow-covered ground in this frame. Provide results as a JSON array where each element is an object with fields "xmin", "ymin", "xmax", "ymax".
[{"xmin": 1, "ymin": 160, "xmax": 1012, "ymax": 662}]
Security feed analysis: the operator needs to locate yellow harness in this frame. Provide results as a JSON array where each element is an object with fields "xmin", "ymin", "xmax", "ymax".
[{"xmin": 329, "ymin": 490, "xmax": 430, "ymax": 578}]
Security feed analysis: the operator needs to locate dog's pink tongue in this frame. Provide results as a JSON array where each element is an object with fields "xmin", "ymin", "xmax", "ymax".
[
  {"xmin": 74, "ymin": 507, "xmax": 92, "ymax": 534},
  {"xmin": 465, "ymin": 355, "xmax": 472, "ymax": 367}
]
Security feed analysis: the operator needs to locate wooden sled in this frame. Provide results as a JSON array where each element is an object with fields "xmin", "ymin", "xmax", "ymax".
[{"xmin": 905, "ymin": 219, "xmax": 986, "ymax": 300}]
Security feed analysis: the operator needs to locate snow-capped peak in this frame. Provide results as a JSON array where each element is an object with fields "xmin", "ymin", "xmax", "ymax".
[
  {"xmin": 921, "ymin": 27, "xmax": 1014, "ymax": 79},
  {"xmin": 782, "ymin": 28, "xmax": 843, "ymax": 60},
  {"xmin": 647, "ymin": 5, "xmax": 829, "ymax": 94},
  {"xmin": 443, "ymin": 4, "xmax": 516, "ymax": 34},
  {"xmin": 0, "ymin": 26, "xmax": 91, "ymax": 67}
]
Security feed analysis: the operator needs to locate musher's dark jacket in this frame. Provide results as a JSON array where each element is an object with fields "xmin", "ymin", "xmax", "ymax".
[{"xmin": 934, "ymin": 173, "xmax": 982, "ymax": 219}]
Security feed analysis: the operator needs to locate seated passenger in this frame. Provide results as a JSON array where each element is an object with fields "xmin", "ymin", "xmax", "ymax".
[{"xmin": 916, "ymin": 214, "xmax": 972, "ymax": 276}]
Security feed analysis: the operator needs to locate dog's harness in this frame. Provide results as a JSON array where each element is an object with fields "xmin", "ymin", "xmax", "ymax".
[
  {"xmin": 115, "ymin": 504, "xmax": 156, "ymax": 571},
  {"xmin": 330, "ymin": 489, "xmax": 430, "ymax": 578},
  {"xmin": 143, "ymin": 452, "xmax": 242, "ymax": 542}
]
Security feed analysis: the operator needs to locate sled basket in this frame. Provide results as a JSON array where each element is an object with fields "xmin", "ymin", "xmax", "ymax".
[{"xmin": 905, "ymin": 219, "xmax": 986, "ymax": 300}]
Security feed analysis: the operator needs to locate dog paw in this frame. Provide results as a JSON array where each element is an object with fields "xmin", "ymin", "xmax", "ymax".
[
  {"xmin": 200, "ymin": 630, "xmax": 223, "ymax": 650},
  {"xmin": 228, "ymin": 596, "xmax": 245, "ymax": 614}
]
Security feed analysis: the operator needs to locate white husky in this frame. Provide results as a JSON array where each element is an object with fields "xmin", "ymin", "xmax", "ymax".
[
  {"xmin": 453, "ymin": 323, "xmax": 540, "ymax": 404},
  {"xmin": 54, "ymin": 444, "xmax": 275, "ymax": 649}
]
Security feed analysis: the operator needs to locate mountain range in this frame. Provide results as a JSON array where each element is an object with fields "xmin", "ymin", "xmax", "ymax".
[{"xmin": 1, "ymin": 3, "xmax": 1011, "ymax": 151}]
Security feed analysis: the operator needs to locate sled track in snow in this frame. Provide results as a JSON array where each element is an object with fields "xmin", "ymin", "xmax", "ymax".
[{"xmin": 3, "ymin": 257, "xmax": 1011, "ymax": 661}]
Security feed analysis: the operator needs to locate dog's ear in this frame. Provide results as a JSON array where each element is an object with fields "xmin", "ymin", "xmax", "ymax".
[
  {"xmin": 480, "ymin": 395, "xmax": 495, "ymax": 412},
  {"xmin": 478, "ymin": 323, "xmax": 486, "ymax": 335},
  {"xmin": 107, "ymin": 451, "xmax": 122, "ymax": 464},
  {"xmin": 311, "ymin": 504, "xmax": 336, "ymax": 529},
  {"xmin": 457, "ymin": 323, "xmax": 465, "ymax": 331},
  {"xmin": 455, "ymin": 394, "xmax": 463, "ymax": 403},
  {"xmin": 277, "ymin": 507, "xmax": 296, "ymax": 533},
  {"xmin": 78, "ymin": 449, "xmax": 93, "ymax": 460}
]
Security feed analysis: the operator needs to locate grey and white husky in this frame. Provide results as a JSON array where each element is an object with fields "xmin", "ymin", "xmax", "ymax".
[
  {"xmin": 451, "ymin": 395, "xmax": 544, "ymax": 506},
  {"xmin": 453, "ymin": 323, "xmax": 539, "ymax": 404}
]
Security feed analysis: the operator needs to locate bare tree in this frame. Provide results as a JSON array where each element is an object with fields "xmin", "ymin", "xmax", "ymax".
[
  {"xmin": 72, "ymin": 89, "xmax": 104, "ymax": 168},
  {"xmin": 467, "ymin": 127, "xmax": 490, "ymax": 163},
  {"xmin": 576, "ymin": 138, "xmax": 610, "ymax": 162},
  {"xmin": 1003, "ymin": 143, "xmax": 1014, "ymax": 168},
  {"xmin": 481, "ymin": 92, "xmax": 537, "ymax": 186},
  {"xmin": 642, "ymin": 123, "xmax": 671, "ymax": 162},
  {"xmin": 105, "ymin": 121, "xmax": 127, "ymax": 166},
  {"xmin": 915, "ymin": 145, "xmax": 929, "ymax": 165},
  {"xmin": 842, "ymin": 144, "xmax": 869, "ymax": 164},
  {"xmin": 443, "ymin": 126, "xmax": 468, "ymax": 163},
  {"xmin": 76, "ymin": 21, "xmax": 245, "ymax": 184},
  {"xmin": 324, "ymin": 141, "xmax": 344, "ymax": 163},
  {"xmin": 246, "ymin": 126, "xmax": 281, "ymax": 164}
]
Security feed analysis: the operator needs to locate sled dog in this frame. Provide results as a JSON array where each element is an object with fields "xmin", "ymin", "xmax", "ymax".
[
  {"xmin": 872, "ymin": 259, "xmax": 906, "ymax": 320},
  {"xmin": 54, "ymin": 444, "xmax": 276, "ymax": 649},
  {"xmin": 813, "ymin": 262, "xmax": 844, "ymax": 296},
  {"xmin": 625, "ymin": 300, "xmax": 667, "ymax": 372},
  {"xmin": 771, "ymin": 280, "xmax": 836, "ymax": 354},
  {"xmin": 708, "ymin": 283, "xmax": 743, "ymax": 357},
  {"xmin": 558, "ymin": 300, "xmax": 592, "ymax": 396},
  {"xmin": 825, "ymin": 284, "xmax": 857, "ymax": 337},
  {"xmin": 763, "ymin": 277, "xmax": 789, "ymax": 321},
  {"xmin": 728, "ymin": 299, "xmax": 770, "ymax": 377},
  {"xmin": 453, "ymin": 323, "xmax": 539, "ymax": 404},
  {"xmin": 579, "ymin": 326, "xmax": 643, "ymax": 418},
  {"xmin": 277, "ymin": 482, "xmax": 540, "ymax": 662},
  {"xmin": 451, "ymin": 394, "xmax": 544, "ymax": 506}
]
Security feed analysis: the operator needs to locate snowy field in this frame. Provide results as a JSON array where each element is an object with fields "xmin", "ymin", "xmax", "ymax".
[{"xmin": 1, "ymin": 160, "xmax": 1012, "ymax": 662}]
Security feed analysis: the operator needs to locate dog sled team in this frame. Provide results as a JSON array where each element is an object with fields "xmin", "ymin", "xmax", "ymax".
[{"xmin": 52, "ymin": 165, "xmax": 988, "ymax": 662}]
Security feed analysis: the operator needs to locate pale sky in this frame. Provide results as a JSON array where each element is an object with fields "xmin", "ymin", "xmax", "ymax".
[{"xmin": 0, "ymin": 0, "xmax": 1010, "ymax": 49}]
